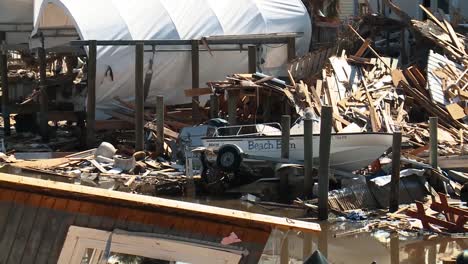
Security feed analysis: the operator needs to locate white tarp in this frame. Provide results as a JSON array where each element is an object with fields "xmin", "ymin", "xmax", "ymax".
[
  {"xmin": 33, "ymin": 0, "xmax": 312, "ymax": 117},
  {"xmin": 0, "ymin": 0, "xmax": 34, "ymax": 46}
]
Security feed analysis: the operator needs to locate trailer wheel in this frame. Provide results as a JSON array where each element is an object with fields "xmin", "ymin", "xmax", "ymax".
[{"xmin": 216, "ymin": 145, "xmax": 242, "ymax": 172}]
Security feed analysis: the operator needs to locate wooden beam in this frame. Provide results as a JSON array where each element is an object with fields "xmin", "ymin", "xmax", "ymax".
[
  {"xmin": 248, "ymin": 45, "xmax": 257, "ymax": 73},
  {"xmin": 191, "ymin": 40, "xmax": 201, "ymax": 124},
  {"xmin": 0, "ymin": 31, "xmax": 10, "ymax": 136},
  {"xmin": 354, "ymin": 38, "xmax": 371, "ymax": 57},
  {"xmin": 0, "ymin": 173, "xmax": 321, "ymax": 233},
  {"xmin": 87, "ymin": 40, "xmax": 97, "ymax": 147},
  {"xmin": 184, "ymin": 88, "xmax": 212, "ymax": 97},
  {"xmin": 38, "ymin": 46, "xmax": 49, "ymax": 142},
  {"xmin": 135, "ymin": 43, "xmax": 145, "ymax": 151}
]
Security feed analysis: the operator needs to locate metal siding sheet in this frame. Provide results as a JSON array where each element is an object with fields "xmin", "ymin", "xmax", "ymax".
[{"xmin": 426, "ymin": 50, "xmax": 463, "ymax": 105}]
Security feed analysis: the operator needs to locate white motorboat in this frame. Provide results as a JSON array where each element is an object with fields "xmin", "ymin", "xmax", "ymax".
[{"xmin": 201, "ymin": 121, "xmax": 393, "ymax": 172}]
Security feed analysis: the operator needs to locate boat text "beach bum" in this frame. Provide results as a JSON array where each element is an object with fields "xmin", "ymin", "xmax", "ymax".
[{"xmin": 248, "ymin": 140, "xmax": 296, "ymax": 151}]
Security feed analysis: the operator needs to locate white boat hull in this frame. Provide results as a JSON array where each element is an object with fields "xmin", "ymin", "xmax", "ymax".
[{"xmin": 202, "ymin": 133, "xmax": 393, "ymax": 171}]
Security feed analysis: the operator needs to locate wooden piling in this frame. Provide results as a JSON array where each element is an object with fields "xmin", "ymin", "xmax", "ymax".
[
  {"xmin": 280, "ymin": 115, "xmax": 290, "ymax": 202},
  {"xmin": 38, "ymin": 46, "xmax": 49, "ymax": 142},
  {"xmin": 429, "ymin": 117, "xmax": 438, "ymax": 169},
  {"xmin": 135, "ymin": 43, "xmax": 144, "ymax": 151},
  {"xmin": 302, "ymin": 232, "xmax": 313, "ymax": 261},
  {"xmin": 390, "ymin": 233, "xmax": 399, "ymax": 264},
  {"xmin": 0, "ymin": 32, "xmax": 10, "ymax": 136},
  {"xmin": 227, "ymin": 90, "xmax": 238, "ymax": 126},
  {"xmin": 280, "ymin": 235, "xmax": 289, "ymax": 264},
  {"xmin": 318, "ymin": 106, "xmax": 332, "ymax": 221},
  {"xmin": 304, "ymin": 117, "xmax": 313, "ymax": 198},
  {"xmin": 210, "ymin": 94, "xmax": 219, "ymax": 119},
  {"xmin": 287, "ymin": 37, "xmax": 296, "ymax": 62},
  {"xmin": 389, "ymin": 132, "xmax": 402, "ymax": 212},
  {"xmin": 281, "ymin": 115, "xmax": 290, "ymax": 159},
  {"xmin": 248, "ymin": 45, "xmax": 257, "ymax": 73},
  {"xmin": 86, "ymin": 40, "xmax": 97, "ymax": 147},
  {"xmin": 156, "ymin": 95, "xmax": 164, "ymax": 156},
  {"xmin": 191, "ymin": 40, "xmax": 200, "ymax": 124},
  {"xmin": 318, "ymin": 222, "xmax": 328, "ymax": 258},
  {"xmin": 262, "ymin": 94, "xmax": 271, "ymax": 122}
]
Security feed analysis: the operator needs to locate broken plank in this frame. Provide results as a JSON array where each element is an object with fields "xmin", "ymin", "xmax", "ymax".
[
  {"xmin": 446, "ymin": 103, "xmax": 466, "ymax": 120},
  {"xmin": 354, "ymin": 39, "xmax": 371, "ymax": 57},
  {"xmin": 89, "ymin": 159, "xmax": 108, "ymax": 173},
  {"xmin": 0, "ymin": 173, "xmax": 321, "ymax": 233}
]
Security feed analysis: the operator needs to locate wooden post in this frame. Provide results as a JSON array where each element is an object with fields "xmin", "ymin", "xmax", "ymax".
[
  {"xmin": 248, "ymin": 45, "xmax": 257, "ymax": 74},
  {"xmin": 429, "ymin": 117, "xmax": 438, "ymax": 169},
  {"xmin": 318, "ymin": 106, "xmax": 332, "ymax": 221},
  {"xmin": 390, "ymin": 233, "xmax": 399, "ymax": 264},
  {"xmin": 262, "ymin": 94, "xmax": 271, "ymax": 122},
  {"xmin": 210, "ymin": 94, "xmax": 218, "ymax": 118},
  {"xmin": 86, "ymin": 40, "xmax": 97, "ymax": 147},
  {"xmin": 135, "ymin": 43, "xmax": 144, "ymax": 151},
  {"xmin": 304, "ymin": 117, "xmax": 313, "ymax": 198},
  {"xmin": 400, "ymin": 29, "xmax": 408, "ymax": 65},
  {"xmin": 227, "ymin": 90, "xmax": 238, "ymax": 126},
  {"xmin": 302, "ymin": 232, "xmax": 313, "ymax": 261},
  {"xmin": 390, "ymin": 132, "xmax": 402, "ymax": 212},
  {"xmin": 280, "ymin": 115, "xmax": 290, "ymax": 202},
  {"xmin": 0, "ymin": 32, "xmax": 10, "ymax": 136},
  {"xmin": 156, "ymin": 95, "xmax": 164, "ymax": 156},
  {"xmin": 191, "ymin": 40, "xmax": 200, "ymax": 124},
  {"xmin": 318, "ymin": 222, "xmax": 328, "ymax": 258},
  {"xmin": 38, "ymin": 46, "xmax": 49, "ymax": 142},
  {"xmin": 287, "ymin": 37, "xmax": 296, "ymax": 62},
  {"xmin": 280, "ymin": 235, "xmax": 289, "ymax": 264},
  {"xmin": 281, "ymin": 115, "xmax": 290, "ymax": 160}
]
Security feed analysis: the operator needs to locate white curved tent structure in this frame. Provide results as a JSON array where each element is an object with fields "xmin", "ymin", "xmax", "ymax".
[{"xmin": 33, "ymin": 0, "xmax": 311, "ymax": 115}]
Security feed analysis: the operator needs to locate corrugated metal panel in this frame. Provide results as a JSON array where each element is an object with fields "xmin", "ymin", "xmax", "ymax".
[
  {"xmin": 339, "ymin": 0, "xmax": 355, "ymax": 20},
  {"xmin": 426, "ymin": 50, "xmax": 463, "ymax": 105}
]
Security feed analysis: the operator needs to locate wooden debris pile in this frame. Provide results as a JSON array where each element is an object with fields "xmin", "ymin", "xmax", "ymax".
[
  {"xmin": 9, "ymin": 146, "xmax": 191, "ymax": 196},
  {"xmin": 412, "ymin": 4, "xmax": 468, "ymax": 66}
]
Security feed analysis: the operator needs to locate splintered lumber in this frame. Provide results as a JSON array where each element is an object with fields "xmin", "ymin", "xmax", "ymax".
[
  {"xmin": 0, "ymin": 173, "xmax": 321, "ymax": 233},
  {"xmin": 446, "ymin": 103, "xmax": 466, "ymax": 120},
  {"xmin": 419, "ymin": 4, "xmax": 448, "ymax": 33},
  {"xmin": 89, "ymin": 159, "xmax": 108, "ymax": 173},
  {"xmin": 443, "ymin": 20, "xmax": 465, "ymax": 53},
  {"xmin": 362, "ymin": 79, "xmax": 381, "ymax": 132},
  {"xmin": 348, "ymin": 25, "xmax": 392, "ymax": 71},
  {"xmin": 354, "ymin": 39, "xmax": 371, "ymax": 57}
]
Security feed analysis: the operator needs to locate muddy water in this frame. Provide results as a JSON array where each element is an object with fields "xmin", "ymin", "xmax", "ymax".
[
  {"xmin": 2, "ymin": 166, "xmax": 466, "ymax": 263},
  {"xmin": 178, "ymin": 197, "xmax": 467, "ymax": 264}
]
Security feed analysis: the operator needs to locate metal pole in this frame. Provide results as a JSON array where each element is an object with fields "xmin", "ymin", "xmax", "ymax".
[
  {"xmin": 210, "ymin": 94, "xmax": 219, "ymax": 118},
  {"xmin": 86, "ymin": 40, "xmax": 97, "ymax": 147},
  {"xmin": 135, "ymin": 43, "xmax": 144, "ymax": 151},
  {"xmin": 390, "ymin": 132, "xmax": 402, "ymax": 212},
  {"xmin": 156, "ymin": 95, "xmax": 164, "ymax": 156},
  {"xmin": 304, "ymin": 117, "xmax": 313, "ymax": 198},
  {"xmin": 191, "ymin": 40, "xmax": 200, "ymax": 124},
  {"xmin": 248, "ymin": 45, "xmax": 257, "ymax": 74},
  {"xmin": 429, "ymin": 117, "xmax": 438, "ymax": 169},
  {"xmin": 0, "ymin": 32, "xmax": 10, "ymax": 136},
  {"xmin": 318, "ymin": 106, "xmax": 332, "ymax": 221},
  {"xmin": 287, "ymin": 37, "xmax": 296, "ymax": 62},
  {"xmin": 280, "ymin": 115, "xmax": 290, "ymax": 202},
  {"xmin": 38, "ymin": 46, "xmax": 49, "ymax": 142}
]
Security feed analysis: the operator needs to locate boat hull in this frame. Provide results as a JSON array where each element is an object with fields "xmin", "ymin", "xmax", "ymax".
[{"xmin": 202, "ymin": 133, "xmax": 393, "ymax": 171}]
